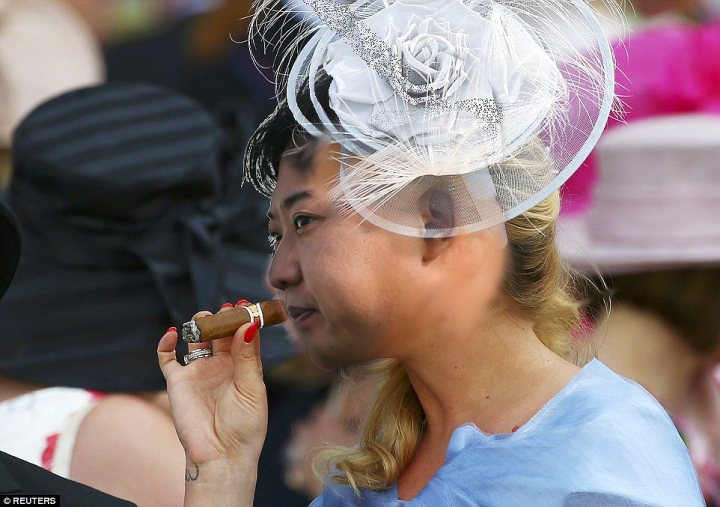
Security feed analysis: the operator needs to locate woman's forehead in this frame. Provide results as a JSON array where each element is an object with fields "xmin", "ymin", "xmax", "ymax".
[
  {"xmin": 280, "ymin": 134, "xmax": 321, "ymax": 172},
  {"xmin": 276, "ymin": 142, "xmax": 341, "ymax": 192}
]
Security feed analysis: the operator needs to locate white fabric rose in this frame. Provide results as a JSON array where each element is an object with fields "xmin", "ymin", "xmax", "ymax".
[
  {"xmin": 323, "ymin": 0, "xmax": 561, "ymax": 157},
  {"xmin": 392, "ymin": 18, "xmax": 469, "ymax": 99}
]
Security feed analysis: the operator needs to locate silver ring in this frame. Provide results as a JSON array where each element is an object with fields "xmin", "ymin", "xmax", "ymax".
[{"xmin": 183, "ymin": 347, "xmax": 212, "ymax": 365}]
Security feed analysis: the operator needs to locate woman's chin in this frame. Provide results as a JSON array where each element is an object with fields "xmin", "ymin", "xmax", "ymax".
[
  {"xmin": 303, "ymin": 339, "xmax": 352, "ymax": 372},
  {"xmin": 292, "ymin": 320, "xmax": 373, "ymax": 370}
]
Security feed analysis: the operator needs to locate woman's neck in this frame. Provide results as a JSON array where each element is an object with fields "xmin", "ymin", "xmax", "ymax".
[
  {"xmin": 396, "ymin": 310, "xmax": 579, "ymax": 500},
  {"xmin": 403, "ymin": 309, "xmax": 579, "ymax": 440}
]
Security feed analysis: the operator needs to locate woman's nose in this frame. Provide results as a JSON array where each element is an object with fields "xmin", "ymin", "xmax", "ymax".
[{"xmin": 268, "ymin": 236, "xmax": 302, "ymax": 291}]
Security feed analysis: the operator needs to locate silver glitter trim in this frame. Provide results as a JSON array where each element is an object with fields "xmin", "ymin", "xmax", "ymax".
[{"xmin": 304, "ymin": 0, "xmax": 503, "ymax": 124}]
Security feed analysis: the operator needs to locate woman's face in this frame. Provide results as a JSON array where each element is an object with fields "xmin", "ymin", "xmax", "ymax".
[{"xmin": 267, "ymin": 143, "xmax": 438, "ymax": 369}]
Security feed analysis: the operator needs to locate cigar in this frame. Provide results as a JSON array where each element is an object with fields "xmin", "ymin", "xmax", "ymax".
[{"xmin": 181, "ymin": 300, "xmax": 288, "ymax": 343}]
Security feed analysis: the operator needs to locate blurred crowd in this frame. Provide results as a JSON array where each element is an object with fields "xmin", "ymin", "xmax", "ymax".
[{"xmin": 0, "ymin": 0, "xmax": 719, "ymax": 505}]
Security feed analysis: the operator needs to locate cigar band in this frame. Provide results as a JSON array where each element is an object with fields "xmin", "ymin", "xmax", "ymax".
[
  {"xmin": 255, "ymin": 303, "xmax": 265, "ymax": 328},
  {"xmin": 243, "ymin": 303, "xmax": 264, "ymax": 328},
  {"xmin": 182, "ymin": 320, "xmax": 202, "ymax": 343}
]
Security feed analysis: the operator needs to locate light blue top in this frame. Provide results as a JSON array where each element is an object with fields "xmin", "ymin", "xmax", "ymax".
[{"xmin": 310, "ymin": 360, "xmax": 703, "ymax": 506}]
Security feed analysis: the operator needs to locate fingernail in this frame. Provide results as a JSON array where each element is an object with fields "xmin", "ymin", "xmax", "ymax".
[
  {"xmin": 236, "ymin": 299, "xmax": 249, "ymax": 306},
  {"xmin": 221, "ymin": 303, "xmax": 233, "ymax": 309},
  {"xmin": 166, "ymin": 327, "xmax": 176, "ymax": 334},
  {"xmin": 244, "ymin": 322, "xmax": 259, "ymax": 343}
]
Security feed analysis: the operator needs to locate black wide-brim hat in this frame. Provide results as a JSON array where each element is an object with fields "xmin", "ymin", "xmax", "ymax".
[{"xmin": 0, "ymin": 83, "xmax": 295, "ymax": 392}]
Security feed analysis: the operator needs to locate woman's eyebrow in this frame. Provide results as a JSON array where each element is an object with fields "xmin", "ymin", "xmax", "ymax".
[
  {"xmin": 282, "ymin": 190, "xmax": 314, "ymax": 211},
  {"xmin": 267, "ymin": 190, "xmax": 314, "ymax": 220}
]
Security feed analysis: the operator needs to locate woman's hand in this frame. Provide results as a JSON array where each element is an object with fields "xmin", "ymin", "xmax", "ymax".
[{"xmin": 157, "ymin": 303, "xmax": 267, "ymax": 492}]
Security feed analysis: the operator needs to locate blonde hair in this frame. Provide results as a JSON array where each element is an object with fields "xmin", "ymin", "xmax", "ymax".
[{"xmin": 314, "ymin": 189, "xmax": 582, "ymax": 494}]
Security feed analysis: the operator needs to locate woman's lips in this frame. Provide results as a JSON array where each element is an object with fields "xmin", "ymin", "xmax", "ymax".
[{"xmin": 287, "ymin": 306, "xmax": 318, "ymax": 325}]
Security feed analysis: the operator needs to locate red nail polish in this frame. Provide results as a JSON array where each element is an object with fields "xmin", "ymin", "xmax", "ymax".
[
  {"xmin": 221, "ymin": 303, "xmax": 233, "ymax": 309},
  {"xmin": 236, "ymin": 299, "xmax": 249, "ymax": 306},
  {"xmin": 166, "ymin": 327, "xmax": 176, "ymax": 334},
  {"xmin": 244, "ymin": 322, "xmax": 259, "ymax": 343}
]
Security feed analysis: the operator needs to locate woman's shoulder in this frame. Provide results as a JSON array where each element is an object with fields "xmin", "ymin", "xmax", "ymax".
[
  {"xmin": 544, "ymin": 359, "xmax": 684, "ymax": 446},
  {"xmin": 469, "ymin": 359, "xmax": 698, "ymax": 472},
  {"xmin": 446, "ymin": 359, "xmax": 685, "ymax": 454},
  {"xmin": 425, "ymin": 360, "xmax": 704, "ymax": 505},
  {"xmin": 547, "ymin": 359, "xmax": 673, "ymax": 425},
  {"xmin": 549, "ymin": 360, "xmax": 697, "ymax": 470}
]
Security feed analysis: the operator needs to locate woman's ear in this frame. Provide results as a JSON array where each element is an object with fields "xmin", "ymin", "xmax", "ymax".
[
  {"xmin": 422, "ymin": 225, "xmax": 507, "ymax": 268},
  {"xmin": 418, "ymin": 184, "xmax": 508, "ymax": 263},
  {"xmin": 422, "ymin": 235, "xmax": 453, "ymax": 263},
  {"xmin": 419, "ymin": 186, "xmax": 455, "ymax": 262}
]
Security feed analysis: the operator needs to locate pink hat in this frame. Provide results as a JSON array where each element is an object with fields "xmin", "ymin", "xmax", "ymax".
[{"xmin": 558, "ymin": 114, "xmax": 720, "ymax": 274}]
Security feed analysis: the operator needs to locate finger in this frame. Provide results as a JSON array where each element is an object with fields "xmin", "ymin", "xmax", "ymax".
[
  {"xmin": 187, "ymin": 311, "xmax": 213, "ymax": 353},
  {"xmin": 158, "ymin": 327, "xmax": 182, "ymax": 378},
  {"xmin": 209, "ymin": 336, "xmax": 233, "ymax": 356},
  {"xmin": 192, "ymin": 310, "xmax": 213, "ymax": 320},
  {"xmin": 253, "ymin": 326, "xmax": 263, "ymax": 370},
  {"xmin": 230, "ymin": 321, "xmax": 264, "ymax": 391},
  {"xmin": 211, "ymin": 302, "xmax": 239, "ymax": 355}
]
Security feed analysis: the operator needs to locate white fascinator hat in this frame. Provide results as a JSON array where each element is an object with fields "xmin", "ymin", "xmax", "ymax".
[
  {"xmin": 250, "ymin": 0, "xmax": 616, "ymax": 237},
  {"xmin": 559, "ymin": 114, "xmax": 720, "ymax": 274}
]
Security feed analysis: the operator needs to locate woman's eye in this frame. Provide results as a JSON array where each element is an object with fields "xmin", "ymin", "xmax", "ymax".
[{"xmin": 292, "ymin": 215, "xmax": 315, "ymax": 231}]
